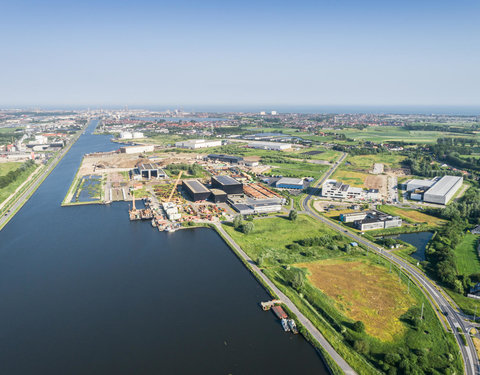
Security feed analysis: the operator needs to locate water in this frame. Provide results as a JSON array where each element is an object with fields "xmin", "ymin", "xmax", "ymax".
[
  {"xmin": 0, "ymin": 120, "xmax": 328, "ymax": 374},
  {"xmin": 389, "ymin": 231, "xmax": 434, "ymax": 261}
]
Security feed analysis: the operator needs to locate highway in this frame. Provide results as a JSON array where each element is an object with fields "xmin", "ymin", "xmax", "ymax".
[
  {"xmin": 0, "ymin": 121, "xmax": 89, "ymax": 231},
  {"xmin": 302, "ymin": 152, "xmax": 479, "ymax": 375}
]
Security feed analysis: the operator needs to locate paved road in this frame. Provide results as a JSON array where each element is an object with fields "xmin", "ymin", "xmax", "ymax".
[
  {"xmin": 302, "ymin": 152, "xmax": 479, "ymax": 375},
  {"xmin": 0, "ymin": 122, "xmax": 88, "ymax": 230},
  {"xmin": 214, "ymin": 222, "xmax": 357, "ymax": 375}
]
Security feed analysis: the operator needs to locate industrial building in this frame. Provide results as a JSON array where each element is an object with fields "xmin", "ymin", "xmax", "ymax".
[
  {"xmin": 247, "ymin": 141, "xmax": 292, "ymax": 151},
  {"xmin": 228, "ymin": 196, "xmax": 283, "ymax": 215},
  {"xmin": 175, "ymin": 139, "xmax": 222, "ymax": 149},
  {"xmin": 134, "ymin": 163, "xmax": 166, "ymax": 179},
  {"xmin": 211, "ymin": 175, "xmax": 243, "ymax": 194},
  {"xmin": 353, "ymin": 212, "xmax": 402, "ymax": 231},
  {"xmin": 119, "ymin": 131, "xmax": 144, "ymax": 139},
  {"xmin": 403, "ymin": 175, "xmax": 463, "ymax": 204},
  {"xmin": 207, "ymin": 154, "xmax": 244, "ymax": 164},
  {"xmin": 210, "ymin": 189, "xmax": 228, "ymax": 203},
  {"xmin": 276, "ymin": 177, "xmax": 305, "ymax": 190},
  {"xmin": 119, "ymin": 145, "xmax": 154, "ymax": 154},
  {"xmin": 423, "ymin": 175, "xmax": 463, "ymax": 205},
  {"xmin": 183, "ymin": 179, "xmax": 211, "ymax": 201},
  {"xmin": 322, "ymin": 179, "xmax": 379, "ymax": 201}
]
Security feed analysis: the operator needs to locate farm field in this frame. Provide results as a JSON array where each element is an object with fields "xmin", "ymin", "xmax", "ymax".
[
  {"xmin": 454, "ymin": 233, "xmax": 480, "ymax": 276},
  {"xmin": 332, "ymin": 169, "xmax": 368, "ymax": 187},
  {"xmin": 343, "ymin": 154, "xmax": 406, "ymax": 171},
  {"xmin": 297, "ymin": 258, "xmax": 415, "ymax": 341},
  {"xmin": 378, "ymin": 205, "xmax": 446, "ymax": 226},
  {"xmin": 323, "ymin": 127, "xmax": 471, "ymax": 144}
]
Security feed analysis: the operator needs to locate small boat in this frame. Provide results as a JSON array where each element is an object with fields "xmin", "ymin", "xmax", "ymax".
[
  {"xmin": 281, "ymin": 318, "xmax": 290, "ymax": 332},
  {"xmin": 288, "ymin": 319, "xmax": 298, "ymax": 334}
]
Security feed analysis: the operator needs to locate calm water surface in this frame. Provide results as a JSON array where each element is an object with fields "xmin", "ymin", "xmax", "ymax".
[
  {"xmin": 390, "ymin": 231, "xmax": 434, "ymax": 261},
  {"xmin": 0, "ymin": 120, "xmax": 328, "ymax": 374}
]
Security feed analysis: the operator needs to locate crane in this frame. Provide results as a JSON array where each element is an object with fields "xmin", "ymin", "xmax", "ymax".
[{"xmin": 166, "ymin": 170, "xmax": 183, "ymax": 202}]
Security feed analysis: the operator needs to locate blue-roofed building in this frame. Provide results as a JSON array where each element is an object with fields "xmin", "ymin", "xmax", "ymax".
[{"xmin": 276, "ymin": 177, "xmax": 305, "ymax": 190}]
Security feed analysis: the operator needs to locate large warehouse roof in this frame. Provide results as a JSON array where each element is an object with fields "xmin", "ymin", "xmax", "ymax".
[
  {"xmin": 213, "ymin": 175, "xmax": 241, "ymax": 186},
  {"xmin": 277, "ymin": 177, "xmax": 304, "ymax": 185},
  {"xmin": 425, "ymin": 176, "xmax": 463, "ymax": 197},
  {"xmin": 183, "ymin": 179, "xmax": 210, "ymax": 194}
]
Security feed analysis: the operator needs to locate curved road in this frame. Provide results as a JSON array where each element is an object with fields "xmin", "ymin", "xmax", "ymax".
[{"xmin": 302, "ymin": 152, "xmax": 479, "ymax": 375}]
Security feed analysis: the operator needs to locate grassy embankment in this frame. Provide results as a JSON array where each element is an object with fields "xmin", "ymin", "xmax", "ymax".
[
  {"xmin": 0, "ymin": 161, "xmax": 39, "ymax": 204},
  {"xmin": 222, "ymin": 215, "xmax": 461, "ymax": 375}
]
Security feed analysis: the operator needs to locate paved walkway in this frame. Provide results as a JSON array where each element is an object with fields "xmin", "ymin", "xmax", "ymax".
[{"xmin": 214, "ymin": 223, "xmax": 356, "ymax": 375}]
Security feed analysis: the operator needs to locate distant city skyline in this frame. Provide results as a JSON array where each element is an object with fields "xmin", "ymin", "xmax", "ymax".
[{"xmin": 1, "ymin": 0, "xmax": 479, "ymax": 107}]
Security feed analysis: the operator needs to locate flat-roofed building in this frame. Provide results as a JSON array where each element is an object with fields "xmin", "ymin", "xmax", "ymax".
[
  {"xmin": 247, "ymin": 141, "xmax": 291, "ymax": 151},
  {"xmin": 340, "ymin": 211, "xmax": 369, "ymax": 223},
  {"xmin": 120, "ymin": 145, "xmax": 154, "ymax": 154},
  {"xmin": 423, "ymin": 175, "xmax": 463, "ymax": 205},
  {"xmin": 135, "ymin": 162, "xmax": 166, "ymax": 179},
  {"xmin": 207, "ymin": 154, "xmax": 244, "ymax": 164},
  {"xmin": 210, "ymin": 188, "xmax": 228, "ymax": 203},
  {"xmin": 175, "ymin": 139, "xmax": 222, "ymax": 149},
  {"xmin": 211, "ymin": 175, "xmax": 243, "ymax": 194},
  {"xmin": 183, "ymin": 179, "xmax": 211, "ymax": 201},
  {"xmin": 354, "ymin": 215, "xmax": 402, "ymax": 231},
  {"xmin": 276, "ymin": 177, "xmax": 305, "ymax": 190},
  {"xmin": 404, "ymin": 178, "xmax": 437, "ymax": 192}
]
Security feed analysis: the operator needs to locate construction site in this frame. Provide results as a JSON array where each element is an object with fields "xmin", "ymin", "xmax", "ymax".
[{"xmin": 63, "ymin": 146, "xmax": 289, "ymax": 231}]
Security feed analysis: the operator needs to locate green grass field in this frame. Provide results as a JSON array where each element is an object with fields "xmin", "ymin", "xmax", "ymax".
[
  {"xmin": 0, "ymin": 162, "xmax": 38, "ymax": 204},
  {"xmin": 455, "ymin": 233, "xmax": 480, "ymax": 276},
  {"xmin": 222, "ymin": 215, "xmax": 462, "ymax": 374},
  {"xmin": 344, "ymin": 154, "xmax": 406, "ymax": 170},
  {"xmin": 0, "ymin": 162, "xmax": 21, "ymax": 176},
  {"xmin": 322, "ymin": 127, "xmax": 471, "ymax": 144},
  {"xmin": 378, "ymin": 205, "xmax": 446, "ymax": 226}
]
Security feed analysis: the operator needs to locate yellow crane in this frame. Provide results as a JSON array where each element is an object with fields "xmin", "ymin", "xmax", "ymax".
[{"xmin": 166, "ymin": 171, "xmax": 183, "ymax": 202}]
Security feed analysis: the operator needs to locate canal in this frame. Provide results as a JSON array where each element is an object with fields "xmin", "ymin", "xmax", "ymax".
[{"xmin": 0, "ymin": 120, "xmax": 329, "ymax": 374}]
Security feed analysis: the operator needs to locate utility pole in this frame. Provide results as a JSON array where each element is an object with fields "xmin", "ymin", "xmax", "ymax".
[
  {"xmin": 407, "ymin": 279, "xmax": 410, "ymax": 295},
  {"xmin": 421, "ymin": 302, "xmax": 424, "ymax": 320},
  {"xmin": 474, "ymin": 306, "xmax": 477, "ymax": 323}
]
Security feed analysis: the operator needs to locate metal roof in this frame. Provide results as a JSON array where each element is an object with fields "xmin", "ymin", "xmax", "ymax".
[
  {"xmin": 212, "ymin": 175, "xmax": 241, "ymax": 186},
  {"xmin": 425, "ymin": 176, "xmax": 463, "ymax": 197},
  {"xmin": 276, "ymin": 177, "xmax": 304, "ymax": 186},
  {"xmin": 183, "ymin": 179, "xmax": 210, "ymax": 194}
]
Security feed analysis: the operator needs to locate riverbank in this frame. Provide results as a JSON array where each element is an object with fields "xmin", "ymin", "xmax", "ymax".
[
  {"xmin": 0, "ymin": 121, "xmax": 89, "ymax": 231},
  {"xmin": 212, "ymin": 222, "xmax": 355, "ymax": 375}
]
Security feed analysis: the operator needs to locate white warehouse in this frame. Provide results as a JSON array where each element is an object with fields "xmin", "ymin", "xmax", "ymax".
[
  {"xmin": 175, "ymin": 139, "xmax": 222, "ymax": 149},
  {"xmin": 423, "ymin": 175, "xmax": 463, "ymax": 205},
  {"xmin": 247, "ymin": 141, "xmax": 291, "ymax": 151}
]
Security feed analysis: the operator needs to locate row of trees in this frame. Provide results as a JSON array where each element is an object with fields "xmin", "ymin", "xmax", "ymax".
[{"xmin": 0, "ymin": 160, "xmax": 35, "ymax": 189}]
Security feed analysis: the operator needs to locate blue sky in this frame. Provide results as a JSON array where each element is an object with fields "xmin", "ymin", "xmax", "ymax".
[{"xmin": 0, "ymin": 0, "xmax": 479, "ymax": 108}]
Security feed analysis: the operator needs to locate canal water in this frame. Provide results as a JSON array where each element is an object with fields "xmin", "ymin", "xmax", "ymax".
[
  {"xmin": 389, "ymin": 231, "xmax": 434, "ymax": 261},
  {"xmin": 0, "ymin": 120, "xmax": 328, "ymax": 374}
]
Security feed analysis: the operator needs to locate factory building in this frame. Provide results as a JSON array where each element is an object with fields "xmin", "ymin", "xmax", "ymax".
[
  {"xmin": 119, "ymin": 145, "xmax": 154, "ymax": 154},
  {"xmin": 183, "ymin": 179, "xmax": 211, "ymax": 201},
  {"xmin": 210, "ymin": 189, "xmax": 228, "ymax": 203},
  {"xmin": 207, "ymin": 154, "xmax": 244, "ymax": 164},
  {"xmin": 247, "ymin": 141, "xmax": 291, "ymax": 151},
  {"xmin": 135, "ymin": 163, "xmax": 166, "ymax": 179},
  {"xmin": 276, "ymin": 177, "xmax": 305, "ymax": 190},
  {"xmin": 403, "ymin": 175, "xmax": 463, "ymax": 205},
  {"xmin": 228, "ymin": 197, "xmax": 283, "ymax": 215},
  {"xmin": 423, "ymin": 176, "xmax": 463, "ymax": 205},
  {"xmin": 211, "ymin": 175, "xmax": 243, "ymax": 195},
  {"xmin": 175, "ymin": 139, "xmax": 222, "ymax": 149}
]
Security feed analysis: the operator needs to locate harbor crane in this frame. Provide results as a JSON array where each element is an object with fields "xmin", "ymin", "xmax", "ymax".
[{"xmin": 166, "ymin": 170, "xmax": 183, "ymax": 202}]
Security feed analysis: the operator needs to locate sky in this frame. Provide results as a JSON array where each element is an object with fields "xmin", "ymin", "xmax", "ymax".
[{"xmin": 0, "ymin": 0, "xmax": 479, "ymax": 109}]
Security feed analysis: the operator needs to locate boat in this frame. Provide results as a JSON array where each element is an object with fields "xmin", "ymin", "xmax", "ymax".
[
  {"xmin": 281, "ymin": 318, "xmax": 290, "ymax": 332},
  {"xmin": 288, "ymin": 319, "xmax": 298, "ymax": 334}
]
